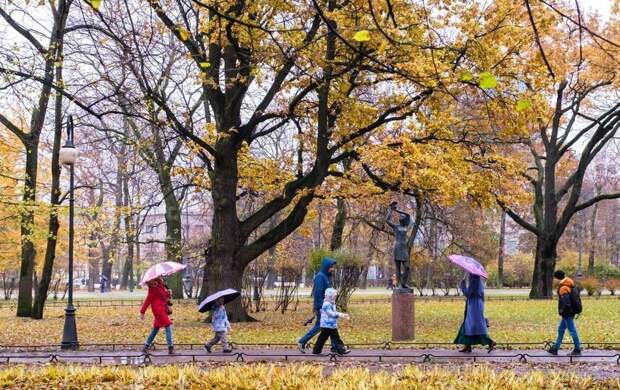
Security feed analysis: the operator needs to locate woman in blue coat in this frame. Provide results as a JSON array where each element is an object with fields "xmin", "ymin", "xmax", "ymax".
[{"xmin": 454, "ymin": 273, "xmax": 496, "ymax": 353}]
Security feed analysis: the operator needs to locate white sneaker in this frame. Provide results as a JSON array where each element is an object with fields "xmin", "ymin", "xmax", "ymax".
[{"xmin": 297, "ymin": 342, "xmax": 306, "ymax": 353}]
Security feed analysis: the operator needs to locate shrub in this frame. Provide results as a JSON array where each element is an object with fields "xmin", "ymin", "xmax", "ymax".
[
  {"xmin": 502, "ymin": 252, "xmax": 534, "ymax": 288},
  {"xmin": 579, "ymin": 277, "xmax": 602, "ymax": 296},
  {"xmin": 309, "ymin": 248, "xmax": 333, "ymax": 273},
  {"xmin": 593, "ymin": 263, "xmax": 620, "ymax": 280},
  {"xmin": 604, "ymin": 278, "xmax": 620, "ymax": 296},
  {"xmin": 307, "ymin": 247, "xmax": 365, "ymax": 311},
  {"xmin": 0, "ymin": 364, "xmax": 616, "ymax": 389}
]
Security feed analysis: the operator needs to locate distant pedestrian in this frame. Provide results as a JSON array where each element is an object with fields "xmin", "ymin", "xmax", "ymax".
[
  {"xmin": 140, "ymin": 277, "xmax": 175, "ymax": 355},
  {"xmin": 298, "ymin": 257, "xmax": 337, "ymax": 353},
  {"xmin": 312, "ymin": 288, "xmax": 350, "ymax": 355},
  {"xmin": 204, "ymin": 297, "xmax": 232, "ymax": 353},
  {"xmin": 387, "ymin": 274, "xmax": 397, "ymax": 290},
  {"xmin": 100, "ymin": 275, "xmax": 108, "ymax": 293},
  {"xmin": 454, "ymin": 273, "xmax": 496, "ymax": 353},
  {"xmin": 547, "ymin": 270, "xmax": 582, "ymax": 356}
]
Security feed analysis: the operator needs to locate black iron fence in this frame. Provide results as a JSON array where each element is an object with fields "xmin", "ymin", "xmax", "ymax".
[{"xmin": 1, "ymin": 294, "xmax": 617, "ymax": 309}]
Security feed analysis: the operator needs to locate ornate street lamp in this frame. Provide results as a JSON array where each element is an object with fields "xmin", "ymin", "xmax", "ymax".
[{"xmin": 60, "ymin": 115, "xmax": 79, "ymax": 350}]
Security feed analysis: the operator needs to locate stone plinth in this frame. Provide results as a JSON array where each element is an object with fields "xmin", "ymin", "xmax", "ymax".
[{"xmin": 391, "ymin": 290, "xmax": 415, "ymax": 341}]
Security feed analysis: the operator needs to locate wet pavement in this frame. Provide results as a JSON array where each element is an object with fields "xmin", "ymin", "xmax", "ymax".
[{"xmin": 1, "ymin": 348, "xmax": 618, "ymax": 365}]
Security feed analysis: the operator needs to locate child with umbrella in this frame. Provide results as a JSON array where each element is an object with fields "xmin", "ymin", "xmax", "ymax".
[{"xmin": 199, "ymin": 288, "xmax": 240, "ymax": 353}]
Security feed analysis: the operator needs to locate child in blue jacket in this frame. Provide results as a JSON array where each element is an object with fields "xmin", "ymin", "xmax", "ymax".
[
  {"xmin": 204, "ymin": 298, "xmax": 232, "ymax": 353},
  {"xmin": 312, "ymin": 288, "xmax": 350, "ymax": 355}
]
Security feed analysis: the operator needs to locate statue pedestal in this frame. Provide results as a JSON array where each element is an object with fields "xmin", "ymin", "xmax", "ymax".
[{"xmin": 392, "ymin": 290, "xmax": 415, "ymax": 341}]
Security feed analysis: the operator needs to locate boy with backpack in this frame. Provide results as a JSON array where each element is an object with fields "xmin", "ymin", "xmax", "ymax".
[{"xmin": 547, "ymin": 270, "xmax": 582, "ymax": 356}]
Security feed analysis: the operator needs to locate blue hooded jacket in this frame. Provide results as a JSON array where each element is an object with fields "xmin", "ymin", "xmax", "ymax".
[{"xmin": 313, "ymin": 257, "xmax": 336, "ymax": 311}]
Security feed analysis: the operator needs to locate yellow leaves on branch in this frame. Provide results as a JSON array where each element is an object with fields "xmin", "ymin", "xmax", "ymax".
[
  {"xmin": 238, "ymin": 143, "xmax": 295, "ymax": 199},
  {"xmin": 358, "ymin": 131, "xmax": 528, "ymax": 209},
  {"xmin": 177, "ymin": 25, "xmax": 190, "ymax": 41},
  {"xmin": 84, "ymin": 0, "xmax": 102, "ymax": 11},
  {"xmin": 478, "ymin": 71, "xmax": 497, "ymax": 89},
  {"xmin": 352, "ymin": 30, "xmax": 371, "ymax": 42},
  {"xmin": 516, "ymin": 98, "xmax": 531, "ymax": 112}
]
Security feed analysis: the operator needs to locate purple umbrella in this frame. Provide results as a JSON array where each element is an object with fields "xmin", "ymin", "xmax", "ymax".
[{"xmin": 448, "ymin": 255, "xmax": 488, "ymax": 279}]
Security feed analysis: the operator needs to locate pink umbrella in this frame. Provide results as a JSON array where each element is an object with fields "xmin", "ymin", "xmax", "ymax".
[
  {"xmin": 140, "ymin": 261, "xmax": 186, "ymax": 285},
  {"xmin": 448, "ymin": 255, "xmax": 488, "ymax": 279}
]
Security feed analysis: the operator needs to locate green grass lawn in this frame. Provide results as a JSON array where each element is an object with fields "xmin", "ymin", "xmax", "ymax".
[{"xmin": 2, "ymin": 298, "xmax": 619, "ymax": 347}]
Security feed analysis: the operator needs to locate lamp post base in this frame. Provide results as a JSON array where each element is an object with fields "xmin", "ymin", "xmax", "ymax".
[{"xmin": 61, "ymin": 304, "xmax": 79, "ymax": 350}]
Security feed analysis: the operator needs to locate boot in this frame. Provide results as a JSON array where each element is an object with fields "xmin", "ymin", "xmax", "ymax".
[
  {"xmin": 487, "ymin": 341, "xmax": 497, "ymax": 353},
  {"xmin": 168, "ymin": 346, "xmax": 175, "ymax": 355},
  {"xmin": 459, "ymin": 345, "xmax": 472, "ymax": 353},
  {"xmin": 546, "ymin": 347, "xmax": 558, "ymax": 355},
  {"xmin": 569, "ymin": 348, "xmax": 582, "ymax": 356}
]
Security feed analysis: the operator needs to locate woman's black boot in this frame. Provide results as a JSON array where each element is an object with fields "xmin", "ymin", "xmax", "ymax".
[{"xmin": 459, "ymin": 345, "xmax": 472, "ymax": 353}]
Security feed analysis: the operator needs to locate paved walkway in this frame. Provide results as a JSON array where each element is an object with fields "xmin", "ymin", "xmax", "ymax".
[{"xmin": 1, "ymin": 348, "xmax": 619, "ymax": 365}]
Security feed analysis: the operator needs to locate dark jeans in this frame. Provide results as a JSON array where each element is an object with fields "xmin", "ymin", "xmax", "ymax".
[
  {"xmin": 312, "ymin": 327, "xmax": 347, "ymax": 354},
  {"xmin": 299, "ymin": 312, "xmax": 336, "ymax": 349}
]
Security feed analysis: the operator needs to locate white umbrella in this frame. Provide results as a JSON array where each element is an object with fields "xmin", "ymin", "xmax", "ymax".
[
  {"xmin": 198, "ymin": 288, "xmax": 240, "ymax": 313},
  {"xmin": 140, "ymin": 261, "xmax": 186, "ymax": 285}
]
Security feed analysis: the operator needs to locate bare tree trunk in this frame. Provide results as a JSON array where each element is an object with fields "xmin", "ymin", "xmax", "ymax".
[
  {"xmin": 135, "ymin": 225, "xmax": 141, "ymax": 285},
  {"xmin": 32, "ymin": 48, "xmax": 65, "ymax": 319},
  {"xmin": 497, "ymin": 211, "xmax": 506, "ymax": 287},
  {"xmin": 16, "ymin": 139, "xmax": 39, "ymax": 317},
  {"xmin": 265, "ymin": 216, "xmax": 278, "ymax": 289},
  {"xmin": 330, "ymin": 197, "xmax": 347, "ymax": 251},
  {"xmin": 530, "ymin": 237, "xmax": 557, "ymax": 298},
  {"xmin": 587, "ymin": 203, "xmax": 599, "ymax": 275},
  {"xmin": 199, "ymin": 139, "xmax": 252, "ymax": 321},
  {"xmin": 87, "ymin": 242, "xmax": 99, "ymax": 292},
  {"xmin": 101, "ymin": 244, "xmax": 113, "ymax": 290},
  {"xmin": 578, "ymin": 222, "xmax": 584, "ymax": 274},
  {"xmin": 162, "ymin": 177, "xmax": 183, "ymax": 297},
  {"xmin": 120, "ymin": 177, "xmax": 135, "ymax": 291}
]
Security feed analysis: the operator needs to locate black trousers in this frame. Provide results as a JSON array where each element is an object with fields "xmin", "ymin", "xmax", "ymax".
[{"xmin": 312, "ymin": 327, "xmax": 346, "ymax": 354}]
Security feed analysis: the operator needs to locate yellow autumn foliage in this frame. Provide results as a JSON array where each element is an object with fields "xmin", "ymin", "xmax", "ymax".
[{"xmin": 0, "ymin": 364, "xmax": 617, "ymax": 389}]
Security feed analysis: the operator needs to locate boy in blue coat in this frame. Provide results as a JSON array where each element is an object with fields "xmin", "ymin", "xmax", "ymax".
[
  {"xmin": 312, "ymin": 288, "xmax": 350, "ymax": 355},
  {"xmin": 298, "ymin": 257, "xmax": 336, "ymax": 353}
]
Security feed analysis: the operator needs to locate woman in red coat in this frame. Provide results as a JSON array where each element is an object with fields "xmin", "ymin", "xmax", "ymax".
[{"xmin": 140, "ymin": 277, "xmax": 175, "ymax": 354}]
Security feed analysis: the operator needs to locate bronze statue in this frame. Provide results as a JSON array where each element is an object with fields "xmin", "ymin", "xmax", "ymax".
[{"xmin": 386, "ymin": 201, "xmax": 413, "ymax": 290}]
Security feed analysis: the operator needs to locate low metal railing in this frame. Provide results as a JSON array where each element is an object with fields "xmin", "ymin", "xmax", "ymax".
[
  {"xmin": 1, "ymin": 295, "xmax": 617, "ymax": 309},
  {"xmin": 1, "ymin": 349, "xmax": 618, "ymax": 365}
]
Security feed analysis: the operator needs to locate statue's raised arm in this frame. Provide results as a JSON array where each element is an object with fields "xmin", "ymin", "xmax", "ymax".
[{"xmin": 385, "ymin": 202, "xmax": 398, "ymax": 229}]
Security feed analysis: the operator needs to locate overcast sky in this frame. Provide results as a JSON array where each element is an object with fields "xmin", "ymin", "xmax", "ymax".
[{"xmin": 581, "ymin": 0, "xmax": 612, "ymax": 16}]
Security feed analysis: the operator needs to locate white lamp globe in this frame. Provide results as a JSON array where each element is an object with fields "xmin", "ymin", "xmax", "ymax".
[{"xmin": 59, "ymin": 145, "xmax": 78, "ymax": 166}]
